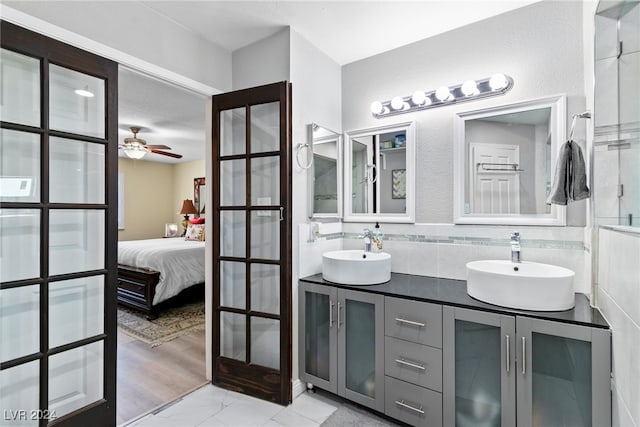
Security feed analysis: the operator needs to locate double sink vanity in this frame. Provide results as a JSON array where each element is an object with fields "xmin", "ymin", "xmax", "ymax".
[{"xmin": 299, "ymin": 249, "xmax": 611, "ymax": 427}]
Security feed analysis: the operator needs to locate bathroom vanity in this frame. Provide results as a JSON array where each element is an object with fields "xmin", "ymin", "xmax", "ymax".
[{"xmin": 299, "ymin": 273, "xmax": 611, "ymax": 427}]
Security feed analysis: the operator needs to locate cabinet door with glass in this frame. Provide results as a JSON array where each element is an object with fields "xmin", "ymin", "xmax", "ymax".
[
  {"xmin": 443, "ymin": 306, "xmax": 516, "ymax": 427},
  {"xmin": 299, "ymin": 282, "xmax": 338, "ymax": 393},
  {"xmin": 516, "ymin": 317, "xmax": 611, "ymax": 427},
  {"xmin": 338, "ymin": 289, "xmax": 385, "ymax": 412}
]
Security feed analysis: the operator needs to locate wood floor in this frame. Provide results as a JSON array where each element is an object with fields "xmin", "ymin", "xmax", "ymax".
[{"xmin": 116, "ymin": 327, "xmax": 207, "ymax": 425}]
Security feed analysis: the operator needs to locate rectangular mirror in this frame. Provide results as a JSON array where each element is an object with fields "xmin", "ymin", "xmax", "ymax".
[
  {"xmin": 453, "ymin": 95, "xmax": 567, "ymax": 225},
  {"xmin": 307, "ymin": 124, "xmax": 342, "ymax": 218},
  {"xmin": 344, "ymin": 121, "xmax": 415, "ymax": 223}
]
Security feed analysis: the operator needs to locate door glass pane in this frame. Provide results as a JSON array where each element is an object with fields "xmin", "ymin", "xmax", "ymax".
[
  {"xmin": 220, "ymin": 108, "xmax": 246, "ymax": 156},
  {"xmin": 250, "ymin": 102, "xmax": 279, "ymax": 153},
  {"xmin": 50, "ymin": 137, "xmax": 105, "ymax": 204},
  {"xmin": 220, "ymin": 312, "xmax": 245, "ymax": 362},
  {"xmin": 454, "ymin": 320, "xmax": 501, "ymax": 427},
  {"xmin": 49, "ymin": 341, "xmax": 103, "ymax": 418},
  {"xmin": 49, "ymin": 64, "xmax": 105, "ymax": 138},
  {"xmin": 49, "ymin": 209, "xmax": 104, "ymax": 276},
  {"xmin": 305, "ymin": 292, "xmax": 330, "ymax": 381},
  {"xmin": 251, "ymin": 317, "xmax": 279, "ymax": 370},
  {"xmin": 220, "ymin": 261, "xmax": 245, "ymax": 309},
  {"xmin": 220, "ymin": 211, "xmax": 245, "ymax": 257},
  {"xmin": 0, "ymin": 209, "xmax": 40, "ymax": 283},
  {"xmin": 220, "ymin": 159, "xmax": 245, "ymax": 206},
  {"xmin": 49, "ymin": 275, "xmax": 104, "ymax": 348},
  {"xmin": 251, "ymin": 156, "xmax": 280, "ymax": 206},
  {"xmin": 532, "ymin": 332, "xmax": 592, "ymax": 427},
  {"xmin": 0, "ymin": 285, "xmax": 39, "ymax": 363},
  {"xmin": 0, "ymin": 129, "xmax": 40, "ymax": 203},
  {"xmin": 0, "ymin": 48, "xmax": 40, "ymax": 127},
  {"xmin": 250, "ymin": 211, "xmax": 279, "ymax": 260},
  {"xmin": 0, "ymin": 360, "xmax": 39, "ymax": 427},
  {"xmin": 345, "ymin": 299, "xmax": 376, "ymax": 398},
  {"xmin": 250, "ymin": 264, "xmax": 279, "ymax": 315}
]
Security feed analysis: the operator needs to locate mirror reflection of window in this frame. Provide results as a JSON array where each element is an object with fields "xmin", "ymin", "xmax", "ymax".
[{"xmin": 309, "ymin": 124, "xmax": 342, "ymax": 218}]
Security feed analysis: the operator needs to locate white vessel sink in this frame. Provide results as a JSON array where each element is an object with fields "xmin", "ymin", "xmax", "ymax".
[
  {"xmin": 322, "ymin": 250, "xmax": 391, "ymax": 285},
  {"xmin": 466, "ymin": 260, "xmax": 575, "ymax": 311}
]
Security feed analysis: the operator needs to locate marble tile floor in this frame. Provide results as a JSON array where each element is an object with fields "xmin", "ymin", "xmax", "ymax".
[{"xmin": 124, "ymin": 384, "xmax": 341, "ymax": 427}]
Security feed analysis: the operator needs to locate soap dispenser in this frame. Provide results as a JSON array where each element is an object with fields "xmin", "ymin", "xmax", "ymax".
[{"xmin": 372, "ymin": 222, "xmax": 384, "ymax": 252}]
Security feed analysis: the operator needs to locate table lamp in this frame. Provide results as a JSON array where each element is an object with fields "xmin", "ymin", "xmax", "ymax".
[{"xmin": 178, "ymin": 199, "xmax": 198, "ymax": 236}]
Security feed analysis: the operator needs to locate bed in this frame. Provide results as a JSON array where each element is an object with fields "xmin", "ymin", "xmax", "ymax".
[{"xmin": 117, "ymin": 238, "xmax": 205, "ymax": 319}]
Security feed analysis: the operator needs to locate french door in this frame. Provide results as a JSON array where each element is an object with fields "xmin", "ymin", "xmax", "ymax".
[
  {"xmin": 0, "ymin": 22, "xmax": 118, "ymax": 426},
  {"xmin": 212, "ymin": 81, "xmax": 292, "ymax": 404}
]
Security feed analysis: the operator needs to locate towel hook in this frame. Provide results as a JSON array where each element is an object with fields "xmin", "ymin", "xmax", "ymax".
[{"xmin": 569, "ymin": 111, "xmax": 591, "ymax": 141}]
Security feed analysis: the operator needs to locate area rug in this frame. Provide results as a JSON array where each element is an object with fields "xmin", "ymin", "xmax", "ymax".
[{"xmin": 117, "ymin": 301, "xmax": 205, "ymax": 347}]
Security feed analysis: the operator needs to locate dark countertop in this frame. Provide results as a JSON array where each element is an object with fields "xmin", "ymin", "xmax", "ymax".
[{"xmin": 300, "ymin": 273, "xmax": 609, "ymax": 329}]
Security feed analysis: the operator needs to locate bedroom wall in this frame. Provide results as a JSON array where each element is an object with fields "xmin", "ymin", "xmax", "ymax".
[
  {"xmin": 173, "ymin": 159, "xmax": 206, "ymax": 227},
  {"xmin": 117, "ymin": 158, "xmax": 175, "ymax": 241}
]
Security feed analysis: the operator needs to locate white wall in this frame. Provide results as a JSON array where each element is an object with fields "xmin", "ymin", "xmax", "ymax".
[
  {"xmin": 342, "ymin": 0, "xmax": 587, "ymax": 225},
  {"xmin": 597, "ymin": 228, "xmax": 640, "ymax": 427},
  {"xmin": 232, "ymin": 28, "xmax": 291, "ymax": 90},
  {"xmin": 2, "ymin": 1, "xmax": 232, "ymax": 92}
]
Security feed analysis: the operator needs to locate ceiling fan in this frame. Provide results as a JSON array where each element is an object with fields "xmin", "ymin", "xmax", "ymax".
[{"xmin": 119, "ymin": 126, "xmax": 183, "ymax": 159}]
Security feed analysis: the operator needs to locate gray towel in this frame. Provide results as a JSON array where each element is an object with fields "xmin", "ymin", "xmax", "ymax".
[
  {"xmin": 546, "ymin": 141, "xmax": 572, "ymax": 205},
  {"xmin": 570, "ymin": 140, "xmax": 590, "ymax": 201},
  {"xmin": 546, "ymin": 140, "xmax": 590, "ymax": 205}
]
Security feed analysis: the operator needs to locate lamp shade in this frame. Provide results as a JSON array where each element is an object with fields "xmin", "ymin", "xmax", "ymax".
[{"xmin": 178, "ymin": 199, "xmax": 198, "ymax": 215}]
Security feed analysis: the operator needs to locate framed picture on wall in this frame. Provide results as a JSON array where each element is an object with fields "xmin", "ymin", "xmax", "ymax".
[
  {"xmin": 392, "ymin": 169, "xmax": 406, "ymax": 199},
  {"xmin": 165, "ymin": 223, "xmax": 179, "ymax": 238}
]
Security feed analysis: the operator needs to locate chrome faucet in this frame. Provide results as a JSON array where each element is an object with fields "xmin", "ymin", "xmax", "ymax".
[
  {"xmin": 360, "ymin": 228, "xmax": 374, "ymax": 252},
  {"xmin": 510, "ymin": 232, "xmax": 521, "ymax": 263}
]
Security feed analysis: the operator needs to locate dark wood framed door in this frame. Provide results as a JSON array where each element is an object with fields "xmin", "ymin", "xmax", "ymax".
[
  {"xmin": 0, "ymin": 22, "xmax": 118, "ymax": 426},
  {"xmin": 212, "ymin": 81, "xmax": 292, "ymax": 404}
]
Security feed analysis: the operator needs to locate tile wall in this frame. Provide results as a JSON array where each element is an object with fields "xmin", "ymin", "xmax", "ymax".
[{"xmin": 597, "ymin": 227, "xmax": 640, "ymax": 427}]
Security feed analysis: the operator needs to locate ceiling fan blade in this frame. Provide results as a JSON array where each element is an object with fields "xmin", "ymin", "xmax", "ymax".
[
  {"xmin": 145, "ymin": 144, "xmax": 171, "ymax": 150},
  {"xmin": 150, "ymin": 149, "xmax": 183, "ymax": 159}
]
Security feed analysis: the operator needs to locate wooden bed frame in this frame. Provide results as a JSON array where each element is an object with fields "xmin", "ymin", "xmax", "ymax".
[{"xmin": 116, "ymin": 264, "xmax": 204, "ymax": 320}]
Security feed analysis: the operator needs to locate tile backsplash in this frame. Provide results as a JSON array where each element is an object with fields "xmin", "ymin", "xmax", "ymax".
[{"xmin": 300, "ymin": 222, "xmax": 589, "ymax": 295}]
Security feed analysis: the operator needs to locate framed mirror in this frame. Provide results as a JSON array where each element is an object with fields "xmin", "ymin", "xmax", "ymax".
[
  {"xmin": 453, "ymin": 94, "xmax": 567, "ymax": 225},
  {"xmin": 307, "ymin": 123, "xmax": 342, "ymax": 218},
  {"xmin": 194, "ymin": 176, "xmax": 205, "ymax": 217},
  {"xmin": 344, "ymin": 121, "xmax": 415, "ymax": 223}
]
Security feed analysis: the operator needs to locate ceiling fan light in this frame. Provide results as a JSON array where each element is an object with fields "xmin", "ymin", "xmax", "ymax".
[{"xmin": 124, "ymin": 147, "xmax": 146, "ymax": 159}]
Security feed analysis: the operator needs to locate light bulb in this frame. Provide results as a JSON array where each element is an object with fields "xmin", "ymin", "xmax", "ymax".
[
  {"xmin": 435, "ymin": 86, "xmax": 452, "ymax": 102},
  {"xmin": 390, "ymin": 96, "xmax": 404, "ymax": 110},
  {"xmin": 461, "ymin": 80, "xmax": 478, "ymax": 96},
  {"xmin": 489, "ymin": 73, "xmax": 508, "ymax": 91},
  {"xmin": 124, "ymin": 146, "xmax": 146, "ymax": 159},
  {"xmin": 411, "ymin": 91, "xmax": 426, "ymax": 106},
  {"xmin": 370, "ymin": 101, "xmax": 384, "ymax": 115}
]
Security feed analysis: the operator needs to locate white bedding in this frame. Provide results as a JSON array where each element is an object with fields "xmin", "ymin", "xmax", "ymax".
[{"xmin": 118, "ymin": 238, "xmax": 205, "ymax": 305}]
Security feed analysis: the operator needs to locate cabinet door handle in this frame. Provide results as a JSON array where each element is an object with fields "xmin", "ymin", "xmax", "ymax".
[
  {"xmin": 395, "ymin": 317, "xmax": 425, "ymax": 328},
  {"xmin": 395, "ymin": 358, "xmax": 426, "ymax": 371},
  {"xmin": 337, "ymin": 302, "xmax": 342, "ymax": 330},
  {"xmin": 395, "ymin": 400, "xmax": 425, "ymax": 415},
  {"xmin": 329, "ymin": 301, "xmax": 334, "ymax": 328},
  {"xmin": 521, "ymin": 336, "xmax": 526, "ymax": 375},
  {"xmin": 505, "ymin": 334, "xmax": 510, "ymax": 373}
]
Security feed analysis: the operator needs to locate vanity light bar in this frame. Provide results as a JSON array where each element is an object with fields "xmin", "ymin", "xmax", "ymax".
[{"xmin": 370, "ymin": 74, "xmax": 514, "ymax": 118}]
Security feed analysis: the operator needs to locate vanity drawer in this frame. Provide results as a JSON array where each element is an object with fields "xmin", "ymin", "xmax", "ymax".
[
  {"xmin": 385, "ymin": 376, "xmax": 442, "ymax": 427},
  {"xmin": 385, "ymin": 297, "xmax": 442, "ymax": 347},
  {"xmin": 385, "ymin": 336, "xmax": 442, "ymax": 392}
]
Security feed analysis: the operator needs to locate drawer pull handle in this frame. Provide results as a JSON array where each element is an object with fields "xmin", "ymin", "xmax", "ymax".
[
  {"xmin": 395, "ymin": 358, "xmax": 426, "ymax": 371},
  {"xmin": 395, "ymin": 400, "xmax": 425, "ymax": 415},
  {"xmin": 395, "ymin": 317, "xmax": 425, "ymax": 328}
]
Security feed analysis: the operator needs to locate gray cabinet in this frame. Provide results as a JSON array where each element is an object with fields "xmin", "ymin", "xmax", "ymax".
[
  {"xmin": 443, "ymin": 306, "xmax": 611, "ymax": 427},
  {"xmin": 384, "ymin": 297, "xmax": 443, "ymax": 426},
  {"xmin": 299, "ymin": 282, "xmax": 385, "ymax": 411}
]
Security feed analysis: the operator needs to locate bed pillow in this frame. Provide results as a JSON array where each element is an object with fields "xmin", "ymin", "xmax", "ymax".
[
  {"xmin": 184, "ymin": 224, "xmax": 205, "ymax": 241},
  {"xmin": 189, "ymin": 217, "xmax": 205, "ymax": 224}
]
